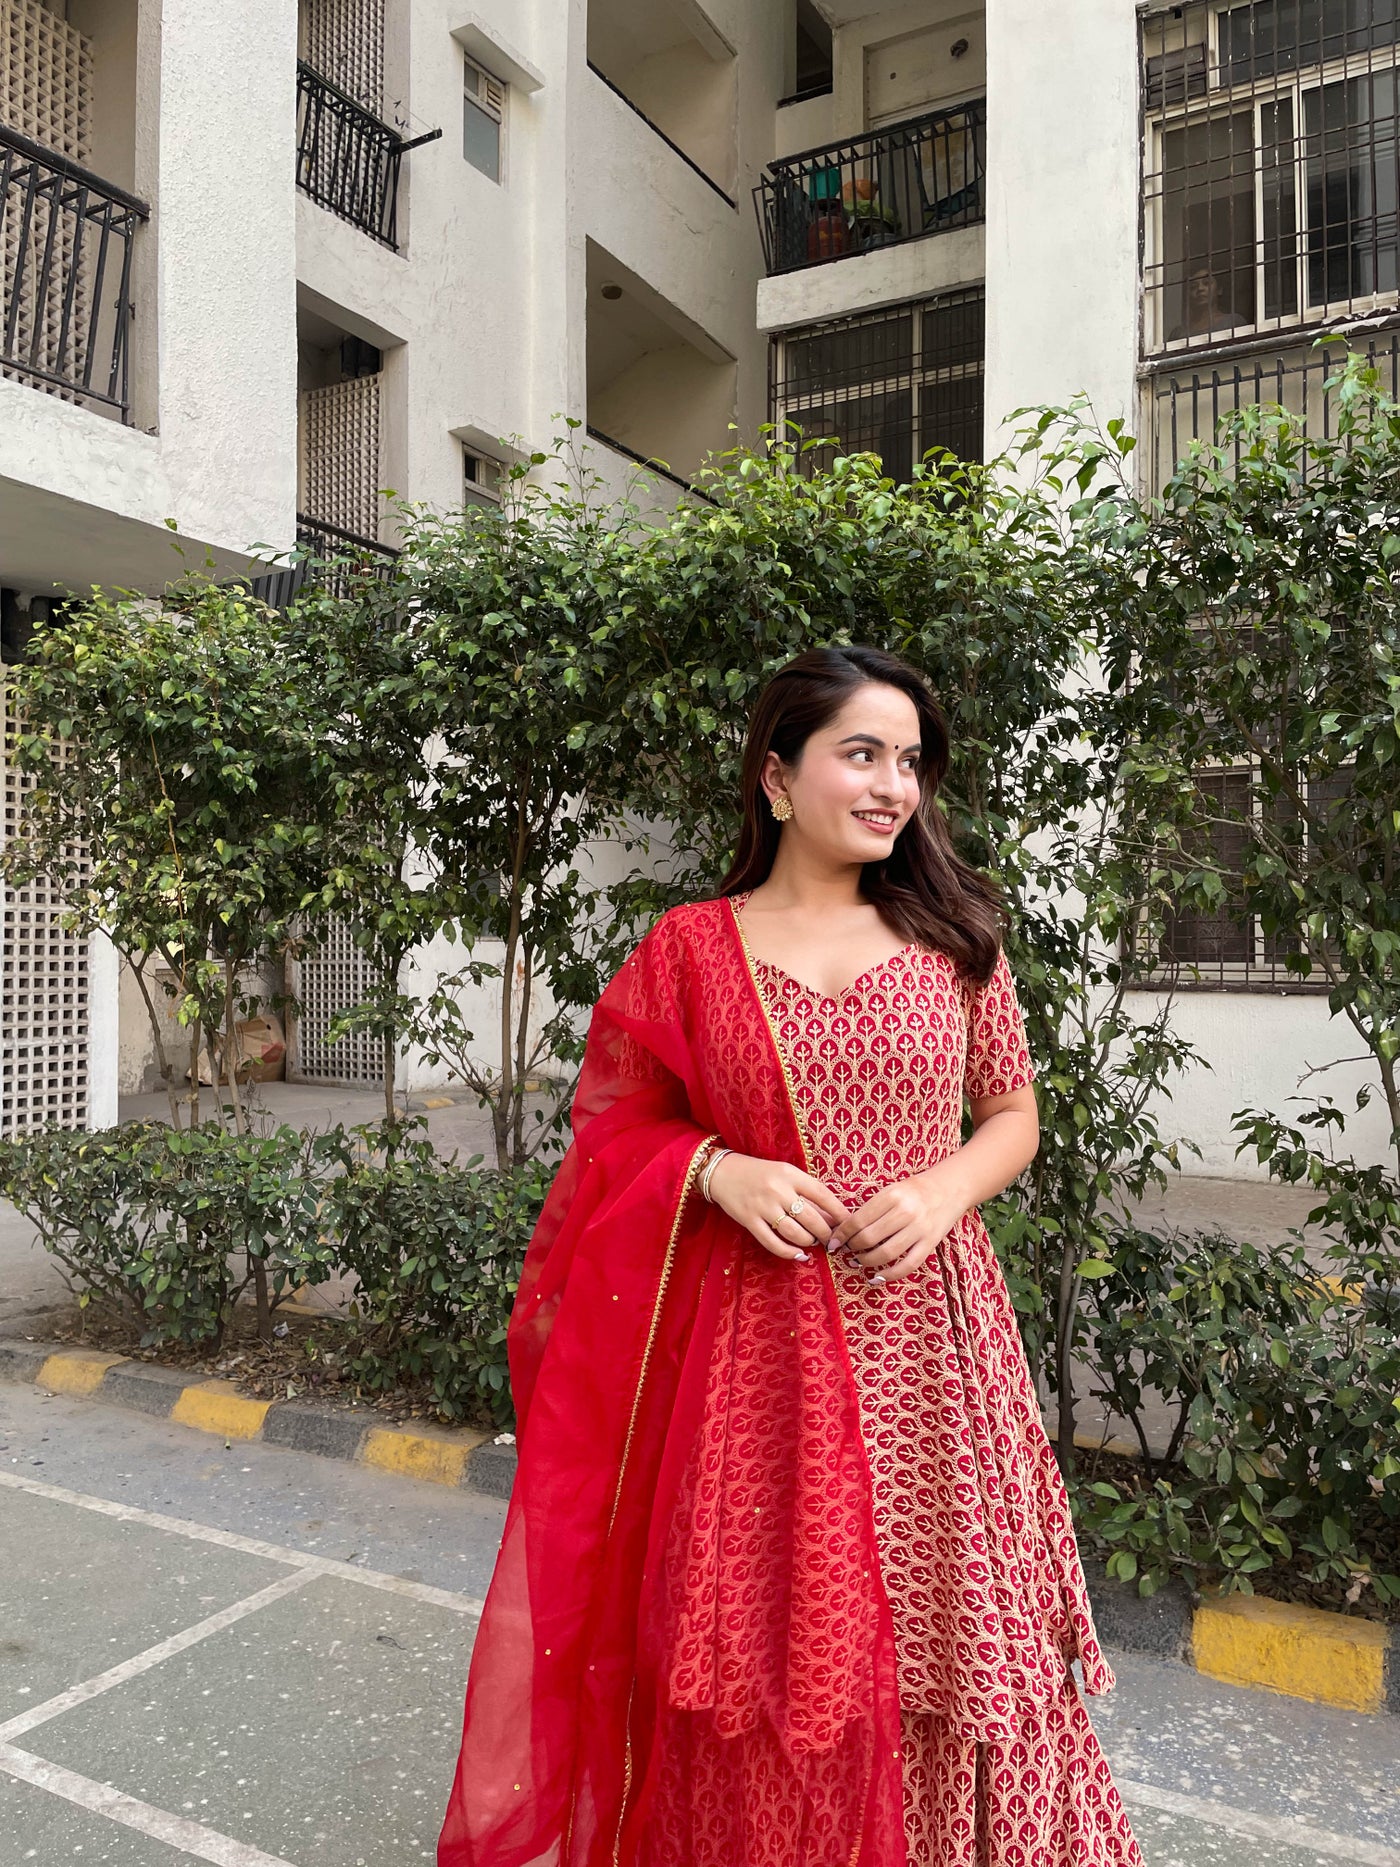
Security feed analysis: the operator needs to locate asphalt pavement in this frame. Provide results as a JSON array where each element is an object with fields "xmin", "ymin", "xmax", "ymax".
[{"xmin": 1, "ymin": 1381, "xmax": 1396, "ymax": 1867}]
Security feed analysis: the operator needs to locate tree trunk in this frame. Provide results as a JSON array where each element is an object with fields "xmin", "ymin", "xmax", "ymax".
[
  {"xmin": 222, "ymin": 958, "xmax": 247, "ymax": 1137},
  {"xmin": 1054, "ymin": 1247, "xmax": 1081, "ymax": 1478},
  {"xmin": 253, "ymin": 1257, "xmax": 271, "ymax": 1345}
]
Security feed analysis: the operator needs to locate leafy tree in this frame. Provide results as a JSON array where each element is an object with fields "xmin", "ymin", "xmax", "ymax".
[
  {"xmin": 1087, "ymin": 352, "xmax": 1400, "ymax": 1294},
  {"xmin": 378, "ymin": 429, "xmax": 658, "ymax": 1169},
  {"xmin": 601, "ymin": 428, "xmax": 1206, "ymax": 1470},
  {"xmin": 2, "ymin": 571, "xmax": 343, "ymax": 1337},
  {"xmin": 3, "ymin": 572, "xmax": 335, "ymax": 1133}
]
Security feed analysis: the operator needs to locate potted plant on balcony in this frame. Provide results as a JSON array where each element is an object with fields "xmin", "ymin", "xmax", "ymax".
[
  {"xmin": 842, "ymin": 173, "xmax": 901, "ymax": 251},
  {"xmin": 805, "ymin": 163, "xmax": 849, "ymax": 260}
]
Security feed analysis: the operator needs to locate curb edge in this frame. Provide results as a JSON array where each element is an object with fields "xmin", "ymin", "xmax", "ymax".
[{"xmin": 3, "ymin": 1340, "xmax": 510, "ymax": 1503}]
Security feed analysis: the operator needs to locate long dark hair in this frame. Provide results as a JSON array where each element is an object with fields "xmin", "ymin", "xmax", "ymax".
[{"xmin": 719, "ymin": 646, "xmax": 1005, "ymax": 983}]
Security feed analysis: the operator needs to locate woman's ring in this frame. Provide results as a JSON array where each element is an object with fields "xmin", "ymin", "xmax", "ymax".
[{"xmin": 788, "ymin": 1196, "xmax": 806, "ymax": 1217}]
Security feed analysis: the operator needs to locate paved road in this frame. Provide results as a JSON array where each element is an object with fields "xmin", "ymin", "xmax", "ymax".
[{"xmin": 1, "ymin": 1382, "xmax": 1396, "ymax": 1867}]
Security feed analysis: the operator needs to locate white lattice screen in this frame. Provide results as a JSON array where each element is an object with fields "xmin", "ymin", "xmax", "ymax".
[
  {"xmin": 288, "ymin": 919, "xmax": 383, "ymax": 1085},
  {"xmin": 301, "ymin": 373, "xmax": 382, "ymax": 539},
  {"xmin": 1, "ymin": 684, "xmax": 90, "ymax": 1135},
  {"xmin": 301, "ymin": 0, "xmax": 384, "ymax": 113},
  {"xmin": 0, "ymin": 0, "xmax": 93, "ymax": 397}
]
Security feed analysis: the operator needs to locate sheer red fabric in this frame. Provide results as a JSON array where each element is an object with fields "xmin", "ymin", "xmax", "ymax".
[{"xmin": 438, "ymin": 900, "xmax": 906, "ymax": 1867}]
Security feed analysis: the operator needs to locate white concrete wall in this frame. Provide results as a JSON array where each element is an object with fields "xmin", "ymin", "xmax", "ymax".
[
  {"xmin": 757, "ymin": 222, "xmax": 983, "ymax": 330},
  {"xmin": 773, "ymin": 90, "xmax": 834, "ymax": 159},
  {"xmin": 589, "ymin": 342, "xmax": 738, "ymax": 481},
  {"xmin": 982, "ymin": 0, "xmax": 1139, "ymax": 450},
  {"xmin": 609, "ymin": 39, "xmax": 737, "ymax": 194},
  {"xmin": 293, "ymin": 0, "xmax": 775, "ymax": 525},
  {"xmin": 0, "ymin": 0, "xmax": 299, "ymax": 598},
  {"xmin": 1131, "ymin": 988, "xmax": 1399, "ymax": 1180}
]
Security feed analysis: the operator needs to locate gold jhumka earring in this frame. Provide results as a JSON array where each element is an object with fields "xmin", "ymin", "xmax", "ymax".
[{"xmin": 770, "ymin": 794, "xmax": 794, "ymax": 822}]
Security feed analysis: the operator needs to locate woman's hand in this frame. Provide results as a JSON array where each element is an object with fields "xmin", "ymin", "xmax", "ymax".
[
  {"xmin": 829, "ymin": 1168, "xmax": 967, "ymax": 1284},
  {"xmin": 706, "ymin": 1153, "xmax": 851, "ymax": 1263}
]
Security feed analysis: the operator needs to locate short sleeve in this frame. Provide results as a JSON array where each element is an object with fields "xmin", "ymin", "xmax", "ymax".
[{"xmin": 964, "ymin": 949, "xmax": 1036, "ymax": 1099}]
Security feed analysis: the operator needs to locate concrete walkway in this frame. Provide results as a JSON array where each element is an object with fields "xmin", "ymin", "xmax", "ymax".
[{"xmin": 2, "ymin": 1381, "xmax": 1396, "ymax": 1867}]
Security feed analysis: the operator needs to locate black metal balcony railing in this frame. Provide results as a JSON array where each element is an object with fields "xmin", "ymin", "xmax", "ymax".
[
  {"xmin": 0, "ymin": 123, "xmax": 149, "ymax": 421},
  {"xmin": 296, "ymin": 62, "xmax": 439, "ymax": 250},
  {"xmin": 754, "ymin": 99, "xmax": 986, "ymax": 277},
  {"xmin": 248, "ymin": 512, "xmax": 399, "ymax": 610}
]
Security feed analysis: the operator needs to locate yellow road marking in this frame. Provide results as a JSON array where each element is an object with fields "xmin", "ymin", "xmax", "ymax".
[
  {"xmin": 170, "ymin": 1380, "xmax": 271, "ymax": 1441},
  {"xmin": 1194, "ymin": 1592, "xmax": 1388, "ymax": 1713},
  {"xmin": 38, "ymin": 1352, "xmax": 125, "ymax": 1398},
  {"xmin": 359, "ymin": 1426, "xmax": 482, "ymax": 1487}
]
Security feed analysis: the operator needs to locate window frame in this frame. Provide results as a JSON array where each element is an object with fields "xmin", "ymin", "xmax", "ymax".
[
  {"xmin": 1129, "ymin": 746, "xmax": 1354, "ymax": 992},
  {"xmin": 768, "ymin": 289, "xmax": 986, "ymax": 477},
  {"xmin": 462, "ymin": 444, "xmax": 505, "ymax": 509},
  {"xmin": 1142, "ymin": 3, "xmax": 1400, "ymax": 354},
  {"xmin": 462, "ymin": 53, "xmax": 506, "ymax": 184}
]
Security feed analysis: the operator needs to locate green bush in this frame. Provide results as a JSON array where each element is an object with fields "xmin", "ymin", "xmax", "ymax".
[
  {"xmin": 318, "ymin": 1129, "xmax": 545, "ymax": 1425},
  {"xmin": 0, "ymin": 1122, "xmax": 331, "ymax": 1347},
  {"xmin": 1074, "ymin": 1225, "xmax": 1400, "ymax": 1606}
]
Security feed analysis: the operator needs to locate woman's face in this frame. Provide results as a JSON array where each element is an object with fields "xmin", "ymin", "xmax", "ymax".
[{"xmin": 762, "ymin": 682, "xmax": 924, "ymax": 868}]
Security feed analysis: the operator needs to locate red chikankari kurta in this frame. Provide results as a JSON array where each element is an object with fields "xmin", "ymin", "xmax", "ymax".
[{"xmin": 736, "ymin": 900, "xmax": 1142, "ymax": 1866}]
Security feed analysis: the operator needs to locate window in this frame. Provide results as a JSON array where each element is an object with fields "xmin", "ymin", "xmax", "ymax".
[
  {"xmin": 462, "ymin": 446, "xmax": 504, "ymax": 509},
  {"xmin": 769, "ymin": 289, "xmax": 985, "ymax": 478},
  {"xmin": 790, "ymin": 0, "xmax": 833, "ymax": 101},
  {"xmin": 463, "ymin": 57, "xmax": 504, "ymax": 181},
  {"xmin": 1139, "ymin": 760, "xmax": 1356, "ymax": 987},
  {"xmin": 1142, "ymin": 1, "xmax": 1400, "ymax": 352}
]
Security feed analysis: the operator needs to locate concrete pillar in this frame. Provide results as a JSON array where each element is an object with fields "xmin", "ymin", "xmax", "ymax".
[{"xmin": 983, "ymin": 0, "xmax": 1141, "ymax": 454}]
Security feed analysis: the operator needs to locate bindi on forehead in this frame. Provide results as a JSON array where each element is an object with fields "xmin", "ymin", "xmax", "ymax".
[{"xmin": 834, "ymin": 732, "xmax": 922, "ymax": 752}]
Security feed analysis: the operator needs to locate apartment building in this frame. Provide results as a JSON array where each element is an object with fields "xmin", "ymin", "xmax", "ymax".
[{"xmin": 1, "ymin": 0, "xmax": 1394, "ymax": 1173}]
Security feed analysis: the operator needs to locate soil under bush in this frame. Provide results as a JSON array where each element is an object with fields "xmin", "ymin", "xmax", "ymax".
[{"xmin": 41, "ymin": 1298, "xmax": 501, "ymax": 1434}]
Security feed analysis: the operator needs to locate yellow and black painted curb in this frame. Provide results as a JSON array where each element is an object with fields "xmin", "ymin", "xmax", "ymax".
[
  {"xmin": 4, "ymin": 1339, "xmax": 1395, "ymax": 1717},
  {"xmin": 0, "ymin": 1337, "xmax": 516, "ymax": 1502}
]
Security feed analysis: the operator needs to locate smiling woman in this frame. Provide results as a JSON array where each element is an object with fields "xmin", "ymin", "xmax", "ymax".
[{"xmin": 438, "ymin": 647, "xmax": 1142, "ymax": 1867}]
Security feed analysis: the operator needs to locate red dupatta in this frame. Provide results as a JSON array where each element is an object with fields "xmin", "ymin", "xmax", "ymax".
[{"xmin": 438, "ymin": 897, "xmax": 906, "ymax": 1867}]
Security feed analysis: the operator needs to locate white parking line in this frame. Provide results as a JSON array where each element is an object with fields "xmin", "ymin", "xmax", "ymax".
[
  {"xmin": 0, "ymin": 1743, "xmax": 299, "ymax": 1866},
  {"xmin": 0, "ymin": 1468, "xmax": 483, "ymax": 1616},
  {"xmin": 1121, "ymin": 1778, "xmax": 1400, "ymax": 1866},
  {"xmin": 10, "ymin": 1471, "xmax": 1390, "ymax": 1867},
  {"xmin": 0, "ymin": 1569, "xmax": 316, "ymax": 1743}
]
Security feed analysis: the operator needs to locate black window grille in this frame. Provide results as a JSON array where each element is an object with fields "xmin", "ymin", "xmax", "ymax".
[
  {"xmin": 1142, "ymin": 0, "xmax": 1400, "ymax": 355},
  {"xmin": 1143, "ymin": 322, "xmax": 1400, "ymax": 488},
  {"xmin": 0, "ymin": 124, "xmax": 149, "ymax": 422},
  {"xmin": 768, "ymin": 289, "xmax": 985, "ymax": 478},
  {"xmin": 1132, "ymin": 757, "xmax": 1355, "ymax": 990},
  {"xmin": 754, "ymin": 100, "xmax": 986, "ymax": 276},
  {"xmin": 247, "ymin": 513, "xmax": 398, "ymax": 611}
]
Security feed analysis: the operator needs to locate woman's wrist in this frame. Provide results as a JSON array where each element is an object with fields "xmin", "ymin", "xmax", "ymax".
[
  {"xmin": 912, "ymin": 1160, "xmax": 976, "ymax": 1222},
  {"xmin": 703, "ymin": 1147, "xmax": 741, "ymax": 1206}
]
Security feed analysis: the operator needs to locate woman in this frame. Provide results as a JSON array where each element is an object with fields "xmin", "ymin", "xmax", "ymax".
[{"xmin": 439, "ymin": 646, "xmax": 1143, "ymax": 1867}]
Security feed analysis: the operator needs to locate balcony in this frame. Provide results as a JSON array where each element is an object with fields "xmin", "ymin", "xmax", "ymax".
[
  {"xmin": 249, "ymin": 512, "xmax": 399, "ymax": 610},
  {"xmin": 754, "ymin": 100, "xmax": 986, "ymax": 277},
  {"xmin": 295, "ymin": 62, "xmax": 438, "ymax": 250},
  {"xmin": 0, "ymin": 123, "xmax": 149, "ymax": 423}
]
